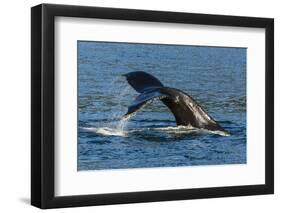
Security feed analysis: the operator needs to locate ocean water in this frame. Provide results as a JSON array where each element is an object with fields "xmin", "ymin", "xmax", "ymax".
[{"xmin": 78, "ymin": 41, "xmax": 246, "ymax": 171}]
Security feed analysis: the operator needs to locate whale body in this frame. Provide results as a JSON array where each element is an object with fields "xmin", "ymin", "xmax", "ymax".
[{"xmin": 122, "ymin": 71, "xmax": 227, "ymax": 133}]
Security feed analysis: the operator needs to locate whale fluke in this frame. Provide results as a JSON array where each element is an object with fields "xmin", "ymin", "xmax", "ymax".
[
  {"xmin": 123, "ymin": 71, "xmax": 227, "ymax": 133},
  {"xmin": 122, "ymin": 71, "xmax": 163, "ymax": 93}
]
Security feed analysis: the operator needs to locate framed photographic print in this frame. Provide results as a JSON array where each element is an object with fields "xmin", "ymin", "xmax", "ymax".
[{"xmin": 31, "ymin": 3, "xmax": 274, "ymax": 209}]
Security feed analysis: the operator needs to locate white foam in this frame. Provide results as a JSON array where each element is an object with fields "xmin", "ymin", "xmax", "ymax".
[
  {"xmin": 150, "ymin": 125, "xmax": 230, "ymax": 136},
  {"xmin": 82, "ymin": 127, "xmax": 127, "ymax": 137},
  {"xmin": 82, "ymin": 125, "xmax": 230, "ymax": 137}
]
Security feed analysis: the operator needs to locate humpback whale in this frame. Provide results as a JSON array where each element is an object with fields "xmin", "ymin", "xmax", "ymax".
[{"xmin": 122, "ymin": 71, "xmax": 228, "ymax": 134}]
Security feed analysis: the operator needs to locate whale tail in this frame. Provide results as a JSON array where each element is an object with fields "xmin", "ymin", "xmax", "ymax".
[
  {"xmin": 122, "ymin": 71, "xmax": 163, "ymax": 93},
  {"xmin": 122, "ymin": 71, "xmax": 227, "ymax": 133}
]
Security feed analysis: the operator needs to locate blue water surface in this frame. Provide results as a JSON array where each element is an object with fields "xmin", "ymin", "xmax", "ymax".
[{"xmin": 78, "ymin": 41, "xmax": 246, "ymax": 170}]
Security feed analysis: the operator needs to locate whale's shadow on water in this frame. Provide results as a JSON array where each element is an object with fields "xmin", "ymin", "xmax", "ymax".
[
  {"xmin": 78, "ymin": 116, "xmax": 245, "ymax": 170},
  {"xmin": 130, "ymin": 128, "xmax": 207, "ymax": 143}
]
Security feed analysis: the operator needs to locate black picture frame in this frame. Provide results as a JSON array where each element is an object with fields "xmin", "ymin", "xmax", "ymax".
[{"xmin": 31, "ymin": 3, "xmax": 274, "ymax": 209}]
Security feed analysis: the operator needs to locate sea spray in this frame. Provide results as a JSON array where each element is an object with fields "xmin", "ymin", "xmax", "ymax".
[
  {"xmin": 99, "ymin": 76, "xmax": 134, "ymax": 136},
  {"xmin": 84, "ymin": 76, "xmax": 231, "ymax": 137},
  {"xmin": 116, "ymin": 116, "xmax": 129, "ymax": 133}
]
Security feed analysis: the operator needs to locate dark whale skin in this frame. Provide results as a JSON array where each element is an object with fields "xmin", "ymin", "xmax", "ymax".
[{"xmin": 123, "ymin": 71, "xmax": 227, "ymax": 133}]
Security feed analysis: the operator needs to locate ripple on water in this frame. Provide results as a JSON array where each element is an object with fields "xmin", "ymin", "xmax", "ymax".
[{"xmin": 78, "ymin": 42, "xmax": 246, "ymax": 170}]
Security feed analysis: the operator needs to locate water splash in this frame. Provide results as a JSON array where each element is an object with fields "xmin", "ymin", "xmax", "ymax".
[
  {"xmin": 82, "ymin": 124, "xmax": 230, "ymax": 137},
  {"xmin": 152, "ymin": 125, "xmax": 230, "ymax": 136},
  {"xmin": 95, "ymin": 76, "xmax": 133, "ymax": 136},
  {"xmin": 82, "ymin": 127, "xmax": 127, "ymax": 137},
  {"xmin": 116, "ymin": 116, "xmax": 129, "ymax": 132},
  {"xmin": 82, "ymin": 76, "xmax": 231, "ymax": 138}
]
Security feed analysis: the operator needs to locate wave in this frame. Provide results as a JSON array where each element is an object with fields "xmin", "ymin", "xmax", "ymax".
[
  {"xmin": 82, "ymin": 127, "xmax": 127, "ymax": 137},
  {"xmin": 81, "ymin": 125, "xmax": 230, "ymax": 137},
  {"xmin": 149, "ymin": 125, "xmax": 230, "ymax": 136}
]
